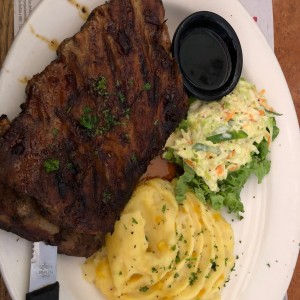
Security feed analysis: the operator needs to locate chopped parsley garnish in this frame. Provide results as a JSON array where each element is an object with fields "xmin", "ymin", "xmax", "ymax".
[
  {"xmin": 80, "ymin": 107, "xmax": 98, "ymax": 130},
  {"xmin": 52, "ymin": 128, "xmax": 59, "ymax": 137},
  {"xmin": 139, "ymin": 286, "xmax": 149, "ymax": 292},
  {"xmin": 94, "ymin": 75, "xmax": 108, "ymax": 96},
  {"xmin": 170, "ymin": 245, "xmax": 176, "ymax": 251},
  {"xmin": 124, "ymin": 107, "xmax": 131, "ymax": 119},
  {"xmin": 143, "ymin": 82, "xmax": 151, "ymax": 91},
  {"xmin": 67, "ymin": 162, "xmax": 74, "ymax": 170},
  {"xmin": 118, "ymin": 92, "xmax": 126, "ymax": 103},
  {"xmin": 105, "ymin": 109, "xmax": 121, "ymax": 126},
  {"xmin": 210, "ymin": 259, "xmax": 219, "ymax": 272},
  {"xmin": 230, "ymin": 263, "xmax": 236, "ymax": 272},
  {"xmin": 43, "ymin": 159, "xmax": 59, "ymax": 173},
  {"xmin": 96, "ymin": 109, "xmax": 121, "ymax": 135},
  {"xmin": 162, "ymin": 205, "xmax": 167, "ymax": 213},
  {"xmin": 225, "ymin": 257, "xmax": 228, "ymax": 266},
  {"xmin": 130, "ymin": 153, "xmax": 137, "ymax": 164},
  {"xmin": 132, "ymin": 217, "xmax": 138, "ymax": 224},
  {"xmin": 189, "ymin": 272, "xmax": 198, "ymax": 285},
  {"xmin": 102, "ymin": 191, "xmax": 112, "ymax": 203},
  {"xmin": 128, "ymin": 78, "xmax": 134, "ymax": 88}
]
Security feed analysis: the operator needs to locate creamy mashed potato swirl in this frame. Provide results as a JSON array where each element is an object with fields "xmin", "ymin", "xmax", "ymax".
[{"xmin": 82, "ymin": 178, "xmax": 234, "ymax": 300}]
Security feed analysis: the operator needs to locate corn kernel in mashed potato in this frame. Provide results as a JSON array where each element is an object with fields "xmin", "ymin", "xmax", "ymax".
[{"xmin": 82, "ymin": 178, "xmax": 234, "ymax": 300}]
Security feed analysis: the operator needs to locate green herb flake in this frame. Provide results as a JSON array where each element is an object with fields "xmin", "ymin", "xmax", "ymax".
[
  {"xmin": 83, "ymin": 106, "xmax": 92, "ymax": 114},
  {"xmin": 143, "ymin": 82, "xmax": 151, "ymax": 91},
  {"xmin": 103, "ymin": 191, "xmax": 112, "ymax": 203},
  {"xmin": 43, "ymin": 159, "xmax": 59, "ymax": 173},
  {"xmin": 104, "ymin": 109, "xmax": 121, "ymax": 127},
  {"xmin": 210, "ymin": 259, "xmax": 218, "ymax": 272},
  {"xmin": 128, "ymin": 78, "xmax": 134, "ymax": 88},
  {"xmin": 162, "ymin": 205, "xmax": 167, "ymax": 213},
  {"xmin": 94, "ymin": 75, "xmax": 108, "ymax": 96},
  {"xmin": 118, "ymin": 92, "xmax": 126, "ymax": 103},
  {"xmin": 139, "ymin": 286, "xmax": 149, "ymax": 293},
  {"xmin": 175, "ymin": 252, "xmax": 181, "ymax": 264},
  {"xmin": 52, "ymin": 128, "xmax": 59, "ymax": 137},
  {"xmin": 225, "ymin": 258, "xmax": 228, "ymax": 266},
  {"xmin": 171, "ymin": 245, "xmax": 177, "ymax": 251},
  {"xmin": 189, "ymin": 272, "xmax": 198, "ymax": 285},
  {"xmin": 67, "ymin": 162, "xmax": 74, "ymax": 170},
  {"xmin": 174, "ymin": 272, "xmax": 180, "ymax": 279},
  {"xmin": 124, "ymin": 108, "xmax": 131, "ymax": 119},
  {"xmin": 132, "ymin": 217, "xmax": 138, "ymax": 224},
  {"xmin": 130, "ymin": 153, "xmax": 137, "ymax": 164},
  {"xmin": 230, "ymin": 263, "xmax": 236, "ymax": 272},
  {"xmin": 80, "ymin": 107, "xmax": 98, "ymax": 130}
]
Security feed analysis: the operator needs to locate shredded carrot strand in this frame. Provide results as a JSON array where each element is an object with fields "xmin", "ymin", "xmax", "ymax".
[
  {"xmin": 226, "ymin": 150, "xmax": 236, "ymax": 159},
  {"xmin": 258, "ymin": 89, "xmax": 266, "ymax": 96},
  {"xmin": 185, "ymin": 159, "xmax": 194, "ymax": 169},
  {"xmin": 216, "ymin": 165, "xmax": 224, "ymax": 175},
  {"xmin": 224, "ymin": 111, "xmax": 235, "ymax": 121},
  {"xmin": 228, "ymin": 165, "xmax": 239, "ymax": 172}
]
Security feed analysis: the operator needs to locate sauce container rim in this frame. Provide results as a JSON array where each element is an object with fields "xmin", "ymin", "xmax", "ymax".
[{"xmin": 172, "ymin": 11, "xmax": 243, "ymax": 101}]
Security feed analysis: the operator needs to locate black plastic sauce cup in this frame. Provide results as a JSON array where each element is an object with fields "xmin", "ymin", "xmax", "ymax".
[{"xmin": 172, "ymin": 11, "xmax": 243, "ymax": 101}]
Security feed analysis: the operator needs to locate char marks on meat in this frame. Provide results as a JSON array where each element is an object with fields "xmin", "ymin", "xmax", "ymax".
[{"xmin": 0, "ymin": 0, "xmax": 188, "ymax": 256}]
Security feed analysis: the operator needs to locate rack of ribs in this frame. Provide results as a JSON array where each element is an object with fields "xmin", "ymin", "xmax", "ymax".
[{"xmin": 0, "ymin": 0, "xmax": 188, "ymax": 256}]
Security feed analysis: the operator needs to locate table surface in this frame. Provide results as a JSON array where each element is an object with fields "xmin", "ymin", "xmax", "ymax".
[{"xmin": 0, "ymin": 0, "xmax": 299, "ymax": 299}]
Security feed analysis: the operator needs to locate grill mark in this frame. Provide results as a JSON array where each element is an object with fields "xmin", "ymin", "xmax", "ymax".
[
  {"xmin": 117, "ymin": 30, "xmax": 132, "ymax": 55},
  {"xmin": 103, "ymin": 34, "xmax": 117, "ymax": 74},
  {"xmin": 56, "ymin": 171, "xmax": 67, "ymax": 199},
  {"xmin": 143, "ymin": 9, "xmax": 161, "ymax": 26},
  {"xmin": 139, "ymin": 54, "xmax": 149, "ymax": 82}
]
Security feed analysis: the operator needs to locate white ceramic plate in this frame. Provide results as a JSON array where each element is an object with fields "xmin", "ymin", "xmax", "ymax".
[{"xmin": 0, "ymin": 0, "xmax": 300, "ymax": 299}]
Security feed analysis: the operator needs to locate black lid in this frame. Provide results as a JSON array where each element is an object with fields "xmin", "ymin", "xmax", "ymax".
[{"xmin": 172, "ymin": 11, "xmax": 243, "ymax": 101}]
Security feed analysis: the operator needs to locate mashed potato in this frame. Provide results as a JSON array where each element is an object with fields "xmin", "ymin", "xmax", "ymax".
[{"xmin": 82, "ymin": 178, "xmax": 234, "ymax": 300}]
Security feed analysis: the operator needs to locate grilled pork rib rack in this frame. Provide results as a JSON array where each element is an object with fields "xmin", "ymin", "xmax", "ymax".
[{"xmin": 0, "ymin": 0, "xmax": 188, "ymax": 256}]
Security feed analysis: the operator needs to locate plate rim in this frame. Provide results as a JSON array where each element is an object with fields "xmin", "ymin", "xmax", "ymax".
[{"xmin": 0, "ymin": 0, "xmax": 300, "ymax": 299}]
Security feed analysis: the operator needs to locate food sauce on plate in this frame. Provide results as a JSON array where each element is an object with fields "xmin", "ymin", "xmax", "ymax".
[{"xmin": 67, "ymin": 0, "xmax": 89, "ymax": 20}]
